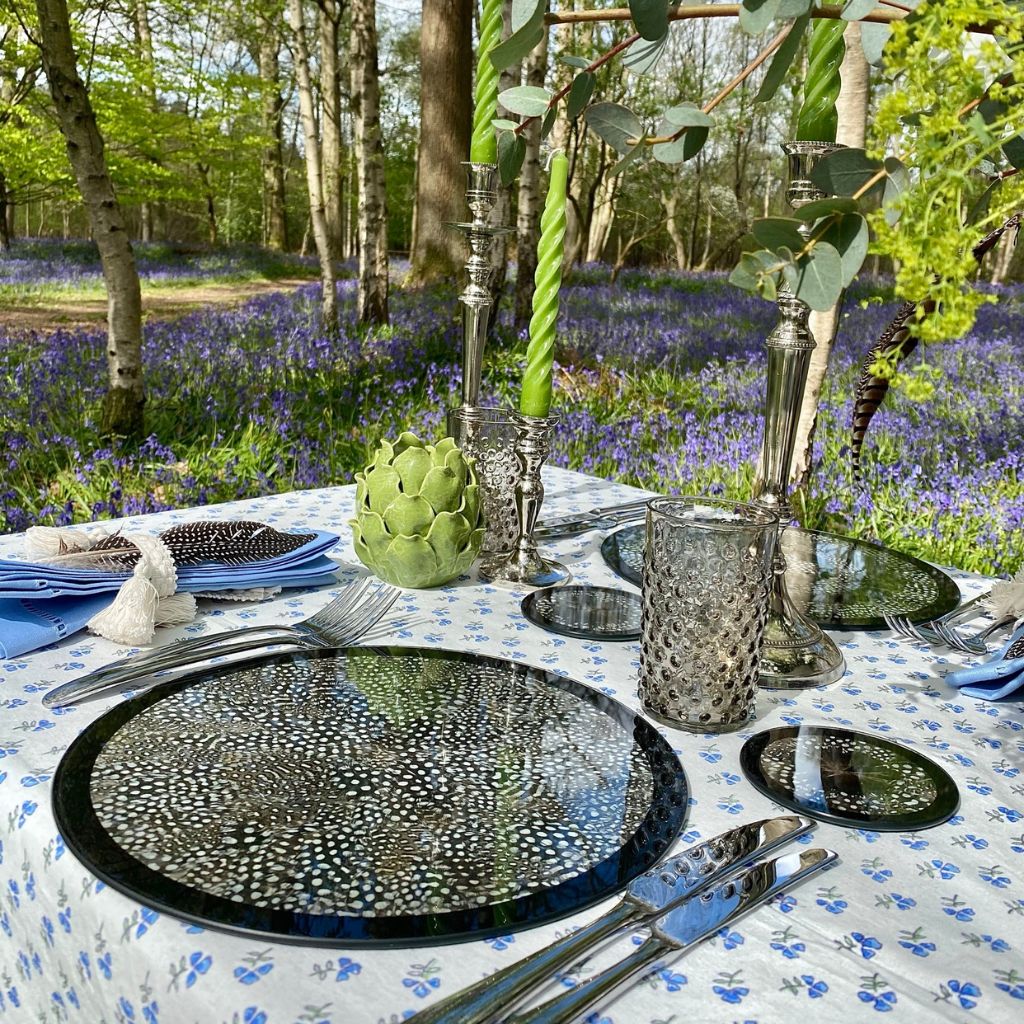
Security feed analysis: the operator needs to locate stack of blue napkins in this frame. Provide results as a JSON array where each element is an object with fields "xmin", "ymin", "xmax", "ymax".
[
  {"xmin": 0, "ymin": 529, "xmax": 340, "ymax": 659},
  {"xmin": 946, "ymin": 623, "xmax": 1024, "ymax": 700}
]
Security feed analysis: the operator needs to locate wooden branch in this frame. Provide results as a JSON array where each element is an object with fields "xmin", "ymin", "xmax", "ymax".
[{"xmin": 544, "ymin": 4, "xmax": 997, "ymax": 34}]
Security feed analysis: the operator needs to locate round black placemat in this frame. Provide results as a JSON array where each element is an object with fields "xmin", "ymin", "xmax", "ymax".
[
  {"xmin": 600, "ymin": 524, "xmax": 960, "ymax": 629},
  {"xmin": 521, "ymin": 585, "xmax": 642, "ymax": 641},
  {"xmin": 52, "ymin": 646, "xmax": 688, "ymax": 947},
  {"xmin": 739, "ymin": 725, "xmax": 959, "ymax": 831}
]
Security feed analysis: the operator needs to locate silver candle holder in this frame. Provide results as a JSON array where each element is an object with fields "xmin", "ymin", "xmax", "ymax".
[
  {"xmin": 451, "ymin": 162, "xmax": 513, "ymax": 409},
  {"xmin": 478, "ymin": 413, "xmax": 570, "ymax": 588},
  {"xmin": 750, "ymin": 140, "xmax": 846, "ymax": 690}
]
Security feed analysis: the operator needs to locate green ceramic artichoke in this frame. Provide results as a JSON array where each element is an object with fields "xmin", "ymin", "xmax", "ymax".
[{"xmin": 351, "ymin": 432, "xmax": 485, "ymax": 588}]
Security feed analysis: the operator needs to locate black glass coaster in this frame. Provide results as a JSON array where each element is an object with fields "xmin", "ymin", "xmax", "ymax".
[
  {"xmin": 52, "ymin": 647, "xmax": 688, "ymax": 947},
  {"xmin": 522, "ymin": 585, "xmax": 642, "ymax": 641},
  {"xmin": 739, "ymin": 725, "xmax": 959, "ymax": 831},
  {"xmin": 601, "ymin": 524, "xmax": 960, "ymax": 630}
]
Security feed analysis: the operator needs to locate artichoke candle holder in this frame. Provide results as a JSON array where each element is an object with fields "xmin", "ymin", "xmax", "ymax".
[
  {"xmin": 750, "ymin": 140, "xmax": 846, "ymax": 690},
  {"xmin": 451, "ymin": 162, "xmax": 512, "ymax": 409},
  {"xmin": 478, "ymin": 414, "xmax": 570, "ymax": 589}
]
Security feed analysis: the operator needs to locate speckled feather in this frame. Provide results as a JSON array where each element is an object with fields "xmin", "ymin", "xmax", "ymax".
[{"xmin": 851, "ymin": 213, "xmax": 1023, "ymax": 479}]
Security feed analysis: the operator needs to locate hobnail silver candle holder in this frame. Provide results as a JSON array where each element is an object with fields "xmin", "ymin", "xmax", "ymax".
[
  {"xmin": 750, "ymin": 140, "xmax": 847, "ymax": 690},
  {"xmin": 451, "ymin": 162, "xmax": 513, "ymax": 409},
  {"xmin": 478, "ymin": 413, "xmax": 570, "ymax": 588},
  {"xmin": 447, "ymin": 405, "xmax": 521, "ymax": 559}
]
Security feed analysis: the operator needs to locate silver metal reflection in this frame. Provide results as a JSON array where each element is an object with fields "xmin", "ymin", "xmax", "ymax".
[
  {"xmin": 451, "ymin": 162, "xmax": 512, "ymax": 409},
  {"xmin": 751, "ymin": 140, "xmax": 846, "ymax": 690},
  {"xmin": 479, "ymin": 413, "xmax": 570, "ymax": 588}
]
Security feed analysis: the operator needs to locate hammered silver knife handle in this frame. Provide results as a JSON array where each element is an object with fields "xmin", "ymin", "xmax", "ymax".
[{"xmin": 405, "ymin": 815, "xmax": 811, "ymax": 1024}]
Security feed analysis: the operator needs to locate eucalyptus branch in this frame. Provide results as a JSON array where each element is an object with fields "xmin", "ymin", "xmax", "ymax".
[
  {"xmin": 852, "ymin": 168, "xmax": 888, "ymax": 200},
  {"xmin": 514, "ymin": 31, "xmax": 640, "ymax": 138},
  {"xmin": 643, "ymin": 24, "xmax": 791, "ymax": 146}
]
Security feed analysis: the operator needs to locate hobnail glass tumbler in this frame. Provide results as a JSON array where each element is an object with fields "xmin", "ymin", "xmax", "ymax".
[
  {"xmin": 447, "ymin": 406, "xmax": 521, "ymax": 559},
  {"xmin": 638, "ymin": 496, "xmax": 778, "ymax": 733}
]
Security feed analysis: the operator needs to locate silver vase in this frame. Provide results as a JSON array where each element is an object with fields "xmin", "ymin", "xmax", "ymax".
[
  {"xmin": 750, "ymin": 140, "xmax": 846, "ymax": 690},
  {"xmin": 478, "ymin": 414, "xmax": 570, "ymax": 588}
]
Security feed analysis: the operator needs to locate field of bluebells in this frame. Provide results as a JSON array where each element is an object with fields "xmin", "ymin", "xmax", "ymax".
[{"xmin": 1, "ymin": 242, "xmax": 1022, "ymax": 576}]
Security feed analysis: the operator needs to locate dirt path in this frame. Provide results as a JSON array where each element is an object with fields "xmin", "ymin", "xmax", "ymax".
[{"xmin": 0, "ymin": 277, "xmax": 314, "ymax": 332}]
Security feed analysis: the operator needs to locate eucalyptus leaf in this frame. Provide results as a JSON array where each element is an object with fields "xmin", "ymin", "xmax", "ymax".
[
  {"xmin": 628, "ymin": 0, "xmax": 670, "ymax": 41},
  {"xmin": 652, "ymin": 120, "xmax": 709, "ymax": 164},
  {"xmin": 490, "ymin": 0, "xmax": 546, "ymax": 72},
  {"xmin": 808, "ymin": 148, "xmax": 884, "ymax": 197},
  {"xmin": 492, "ymin": 118, "xmax": 518, "ymax": 132},
  {"xmin": 584, "ymin": 102, "xmax": 645, "ymax": 154},
  {"xmin": 541, "ymin": 107, "xmax": 556, "ymax": 140},
  {"xmin": 558, "ymin": 54, "xmax": 591, "ymax": 70},
  {"xmin": 498, "ymin": 85, "xmax": 552, "ymax": 117},
  {"xmin": 663, "ymin": 103, "xmax": 714, "ymax": 129},
  {"xmin": 795, "ymin": 196, "xmax": 859, "ymax": 221},
  {"xmin": 820, "ymin": 212, "xmax": 869, "ymax": 286},
  {"xmin": 755, "ymin": 14, "xmax": 809, "ymax": 103},
  {"xmin": 566, "ymin": 72, "xmax": 595, "ymax": 121},
  {"xmin": 841, "ymin": 0, "xmax": 876, "ymax": 18},
  {"xmin": 776, "ymin": 0, "xmax": 812, "ymax": 16},
  {"xmin": 682, "ymin": 124, "xmax": 710, "ymax": 161},
  {"xmin": 785, "ymin": 241, "xmax": 844, "ymax": 311},
  {"xmin": 739, "ymin": 0, "xmax": 781, "ymax": 35},
  {"xmin": 859, "ymin": 21, "xmax": 891, "ymax": 65},
  {"xmin": 623, "ymin": 31, "xmax": 669, "ymax": 76},
  {"xmin": 609, "ymin": 140, "xmax": 647, "ymax": 176},
  {"xmin": 751, "ymin": 216, "xmax": 806, "ymax": 253},
  {"xmin": 979, "ymin": 97, "xmax": 1024, "ymax": 170},
  {"xmin": 882, "ymin": 157, "xmax": 909, "ymax": 225},
  {"xmin": 497, "ymin": 131, "xmax": 526, "ymax": 185},
  {"xmin": 729, "ymin": 249, "xmax": 781, "ymax": 298}
]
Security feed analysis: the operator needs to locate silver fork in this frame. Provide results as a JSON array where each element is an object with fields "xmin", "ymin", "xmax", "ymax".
[
  {"xmin": 883, "ymin": 613, "xmax": 988, "ymax": 654},
  {"xmin": 43, "ymin": 578, "xmax": 401, "ymax": 708}
]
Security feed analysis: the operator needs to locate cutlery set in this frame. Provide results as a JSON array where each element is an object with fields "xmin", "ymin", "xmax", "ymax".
[{"xmin": 409, "ymin": 816, "xmax": 834, "ymax": 1024}]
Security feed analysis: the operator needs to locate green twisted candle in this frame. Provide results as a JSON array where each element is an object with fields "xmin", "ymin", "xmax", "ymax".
[
  {"xmin": 470, "ymin": 0, "xmax": 502, "ymax": 163},
  {"xmin": 796, "ymin": 18, "xmax": 846, "ymax": 143},
  {"xmin": 521, "ymin": 152, "xmax": 568, "ymax": 419}
]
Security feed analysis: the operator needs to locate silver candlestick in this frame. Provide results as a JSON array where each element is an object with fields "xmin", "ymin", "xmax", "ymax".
[
  {"xmin": 479, "ymin": 413, "xmax": 570, "ymax": 588},
  {"xmin": 751, "ymin": 140, "xmax": 846, "ymax": 690},
  {"xmin": 451, "ymin": 162, "xmax": 512, "ymax": 409}
]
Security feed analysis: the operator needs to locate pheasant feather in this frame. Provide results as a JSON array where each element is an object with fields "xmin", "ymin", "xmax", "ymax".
[{"xmin": 851, "ymin": 213, "xmax": 1022, "ymax": 480}]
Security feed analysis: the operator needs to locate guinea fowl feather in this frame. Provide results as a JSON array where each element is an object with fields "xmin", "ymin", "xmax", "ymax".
[{"xmin": 851, "ymin": 213, "xmax": 1022, "ymax": 480}]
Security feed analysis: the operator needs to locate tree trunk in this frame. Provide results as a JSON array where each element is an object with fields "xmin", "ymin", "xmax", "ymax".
[
  {"xmin": 319, "ymin": 0, "xmax": 344, "ymax": 258},
  {"xmin": 258, "ymin": 22, "xmax": 288, "ymax": 251},
  {"xmin": 35, "ymin": 0, "xmax": 144, "ymax": 437},
  {"xmin": 513, "ymin": 19, "xmax": 548, "ymax": 334},
  {"xmin": 0, "ymin": 171, "xmax": 9, "ymax": 251},
  {"xmin": 663, "ymin": 189, "xmax": 688, "ymax": 269},
  {"xmin": 790, "ymin": 20, "xmax": 869, "ymax": 491},
  {"xmin": 132, "ymin": 0, "xmax": 157, "ymax": 242},
  {"xmin": 407, "ymin": 0, "xmax": 471, "ymax": 286},
  {"xmin": 350, "ymin": 0, "xmax": 389, "ymax": 324},
  {"xmin": 586, "ymin": 172, "xmax": 617, "ymax": 263},
  {"xmin": 286, "ymin": 0, "xmax": 338, "ymax": 330},
  {"xmin": 197, "ymin": 162, "xmax": 218, "ymax": 245}
]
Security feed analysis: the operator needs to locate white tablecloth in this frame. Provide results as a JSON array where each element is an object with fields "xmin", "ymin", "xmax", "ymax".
[{"xmin": 1, "ymin": 467, "xmax": 1021, "ymax": 1024}]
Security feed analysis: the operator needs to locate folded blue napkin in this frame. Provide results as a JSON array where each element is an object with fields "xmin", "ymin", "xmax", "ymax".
[
  {"xmin": 945, "ymin": 623, "xmax": 1024, "ymax": 701},
  {"xmin": 0, "ymin": 528, "xmax": 342, "ymax": 659}
]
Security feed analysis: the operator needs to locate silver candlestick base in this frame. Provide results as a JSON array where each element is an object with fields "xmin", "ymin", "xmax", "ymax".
[
  {"xmin": 751, "ymin": 140, "xmax": 846, "ymax": 691},
  {"xmin": 478, "ymin": 413, "xmax": 570, "ymax": 589},
  {"xmin": 451, "ymin": 162, "xmax": 513, "ymax": 410}
]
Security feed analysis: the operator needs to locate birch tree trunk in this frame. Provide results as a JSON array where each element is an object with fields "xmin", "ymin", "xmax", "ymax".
[
  {"xmin": 258, "ymin": 19, "xmax": 288, "ymax": 251},
  {"xmin": 286, "ymin": 0, "xmax": 338, "ymax": 331},
  {"xmin": 790, "ymin": 20, "xmax": 869, "ymax": 491},
  {"xmin": 132, "ymin": 0, "xmax": 157, "ymax": 242},
  {"xmin": 513, "ymin": 19, "xmax": 548, "ymax": 333},
  {"xmin": 318, "ymin": 0, "xmax": 344, "ymax": 258},
  {"xmin": 350, "ymin": 0, "xmax": 389, "ymax": 325},
  {"xmin": 35, "ymin": 0, "xmax": 144, "ymax": 437},
  {"xmin": 407, "ymin": 0, "xmax": 471, "ymax": 286}
]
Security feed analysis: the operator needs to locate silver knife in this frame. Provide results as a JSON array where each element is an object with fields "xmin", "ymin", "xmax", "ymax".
[
  {"xmin": 405, "ymin": 815, "xmax": 812, "ymax": 1024},
  {"xmin": 505, "ymin": 847, "xmax": 837, "ymax": 1024},
  {"xmin": 535, "ymin": 499, "xmax": 652, "ymax": 540}
]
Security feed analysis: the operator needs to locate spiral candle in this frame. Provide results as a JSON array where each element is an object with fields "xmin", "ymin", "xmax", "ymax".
[
  {"xmin": 796, "ymin": 17, "xmax": 846, "ymax": 143},
  {"xmin": 470, "ymin": 0, "xmax": 502, "ymax": 163},
  {"xmin": 521, "ymin": 152, "xmax": 568, "ymax": 419}
]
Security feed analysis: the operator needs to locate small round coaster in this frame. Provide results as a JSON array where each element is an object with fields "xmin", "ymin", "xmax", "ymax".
[
  {"xmin": 739, "ymin": 725, "xmax": 960, "ymax": 831},
  {"xmin": 522, "ymin": 585, "xmax": 642, "ymax": 641}
]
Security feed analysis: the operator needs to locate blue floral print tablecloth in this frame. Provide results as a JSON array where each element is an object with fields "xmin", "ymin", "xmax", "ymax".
[{"xmin": 1, "ymin": 467, "xmax": 1022, "ymax": 1024}]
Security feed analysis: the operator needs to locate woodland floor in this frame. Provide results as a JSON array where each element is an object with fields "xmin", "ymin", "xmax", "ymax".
[{"xmin": 0, "ymin": 276, "xmax": 312, "ymax": 331}]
